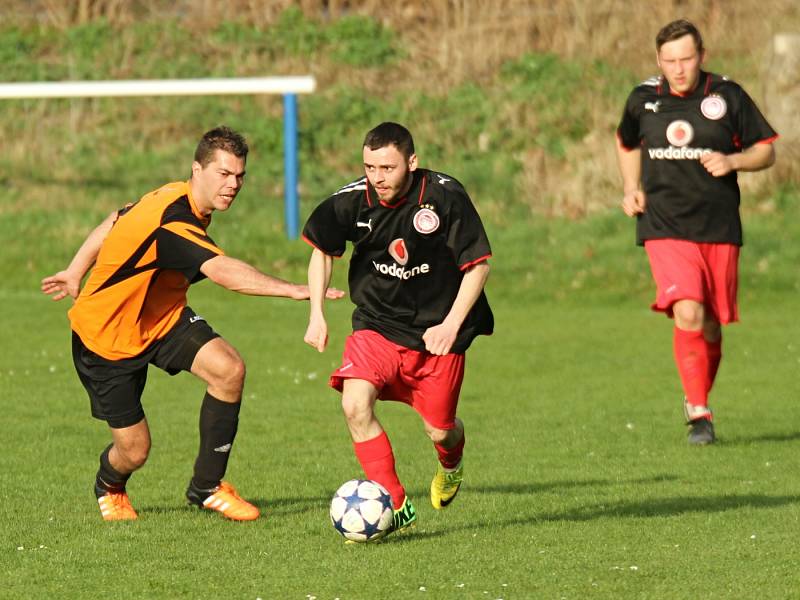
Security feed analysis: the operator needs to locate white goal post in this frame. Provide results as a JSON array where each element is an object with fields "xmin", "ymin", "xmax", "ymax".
[{"xmin": 0, "ymin": 76, "xmax": 317, "ymax": 239}]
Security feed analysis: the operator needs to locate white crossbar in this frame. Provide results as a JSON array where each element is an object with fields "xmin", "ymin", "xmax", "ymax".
[{"xmin": 0, "ymin": 76, "xmax": 316, "ymax": 99}]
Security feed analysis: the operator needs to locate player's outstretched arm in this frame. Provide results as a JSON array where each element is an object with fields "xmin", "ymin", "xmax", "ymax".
[
  {"xmin": 423, "ymin": 261, "xmax": 490, "ymax": 356},
  {"xmin": 304, "ymin": 248, "xmax": 335, "ymax": 352},
  {"xmin": 615, "ymin": 138, "xmax": 646, "ymax": 217},
  {"xmin": 41, "ymin": 209, "xmax": 118, "ymax": 301},
  {"xmin": 201, "ymin": 254, "xmax": 344, "ymax": 301},
  {"xmin": 700, "ymin": 142, "xmax": 776, "ymax": 177}
]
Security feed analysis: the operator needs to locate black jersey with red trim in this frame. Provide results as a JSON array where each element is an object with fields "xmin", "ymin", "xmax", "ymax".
[
  {"xmin": 617, "ymin": 71, "xmax": 777, "ymax": 245},
  {"xmin": 302, "ymin": 168, "xmax": 493, "ymax": 353}
]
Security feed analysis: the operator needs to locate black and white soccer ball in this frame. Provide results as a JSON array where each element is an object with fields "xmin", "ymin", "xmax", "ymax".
[{"xmin": 330, "ymin": 479, "xmax": 393, "ymax": 543}]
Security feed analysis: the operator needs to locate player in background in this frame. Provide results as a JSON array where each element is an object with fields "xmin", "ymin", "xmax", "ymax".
[
  {"xmin": 615, "ymin": 20, "xmax": 777, "ymax": 444},
  {"xmin": 42, "ymin": 126, "xmax": 343, "ymax": 521},
  {"xmin": 302, "ymin": 122, "xmax": 493, "ymax": 534}
]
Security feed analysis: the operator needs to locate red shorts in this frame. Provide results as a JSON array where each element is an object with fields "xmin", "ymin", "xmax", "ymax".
[
  {"xmin": 644, "ymin": 238, "xmax": 739, "ymax": 324},
  {"xmin": 329, "ymin": 329, "xmax": 466, "ymax": 430}
]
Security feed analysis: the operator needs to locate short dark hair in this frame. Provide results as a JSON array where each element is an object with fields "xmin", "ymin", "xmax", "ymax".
[
  {"xmin": 194, "ymin": 126, "xmax": 249, "ymax": 166},
  {"xmin": 363, "ymin": 122, "xmax": 415, "ymax": 160},
  {"xmin": 656, "ymin": 19, "xmax": 704, "ymax": 53}
]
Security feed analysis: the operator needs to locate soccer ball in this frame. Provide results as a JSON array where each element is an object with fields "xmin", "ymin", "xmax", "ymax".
[{"xmin": 329, "ymin": 479, "xmax": 393, "ymax": 543}]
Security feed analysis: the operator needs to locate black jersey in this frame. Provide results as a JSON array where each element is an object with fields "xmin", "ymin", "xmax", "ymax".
[
  {"xmin": 617, "ymin": 71, "xmax": 777, "ymax": 246},
  {"xmin": 303, "ymin": 168, "xmax": 494, "ymax": 353}
]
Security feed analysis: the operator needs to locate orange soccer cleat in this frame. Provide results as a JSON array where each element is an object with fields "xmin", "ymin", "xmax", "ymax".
[
  {"xmin": 186, "ymin": 480, "xmax": 260, "ymax": 521},
  {"xmin": 97, "ymin": 491, "xmax": 138, "ymax": 521}
]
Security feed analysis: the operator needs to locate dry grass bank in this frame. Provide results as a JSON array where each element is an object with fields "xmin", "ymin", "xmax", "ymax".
[{"xmin": 3, "ymin": 0, "xmax": 797, "ymax": 216}]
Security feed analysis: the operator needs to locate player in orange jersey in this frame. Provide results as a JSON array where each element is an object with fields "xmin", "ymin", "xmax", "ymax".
[{"xmin": 42, "ymin": 126, "xmax": 343, "ymax": 521}]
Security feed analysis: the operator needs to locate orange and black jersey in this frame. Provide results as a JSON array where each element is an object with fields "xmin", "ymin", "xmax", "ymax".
[
  {"xmin": 617, "ymin": 71, "xmax": 777, "ymax": 245},
  {"xmin": 303, "ymin": 169, "xmax": 493, "ymax": 354},
  {"xmin": 69, "ymin": 181, "xmax": 223, "ymax": 360}
]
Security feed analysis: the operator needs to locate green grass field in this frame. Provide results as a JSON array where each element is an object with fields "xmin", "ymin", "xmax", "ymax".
[
  {"xmin": 3, "ymin": 10, "xmax": 800, "ymax": 598},
  {"xmin": 3, "ymin": 207, "xmax": 800, "ymax": 598}
]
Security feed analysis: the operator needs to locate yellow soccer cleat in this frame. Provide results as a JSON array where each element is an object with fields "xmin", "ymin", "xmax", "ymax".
[{"xmin": 430, "ymin": 462, "xmax": 463, "ymax": 510}]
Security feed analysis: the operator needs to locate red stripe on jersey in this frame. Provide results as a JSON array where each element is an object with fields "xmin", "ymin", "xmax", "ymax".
[
  {"xmin": 732, "ymin": 133, "xmax": 742, "ymax": 150},
  {"xmin": 380, "ymin": 197, "xmax": 407, "ymax": 208},
  {"xmin": 757, "ymin": 135, "xmax": 779, "ymax": 144},
  {"xmin": 459, "ymin": 254, "xmax": 491, "ymax": 271},
  {"xmin": 301, "ymin": 234, "xmax": 343, "ymax": 258},
  {"xmin": 417, "ymin": 175, "xmax": 427, "ymax": 205},
  {"xmin": 703, "ymin": 73, "xmax": 712, "ymax": 95},
  {"xmin": 301, "ymin": 233, "xmax": 319, "ymax": 250}
]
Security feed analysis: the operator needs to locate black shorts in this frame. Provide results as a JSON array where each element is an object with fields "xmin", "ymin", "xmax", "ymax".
[{"xmin": 72, "ymin": 306, "xmax": 219, "ymax": 429}]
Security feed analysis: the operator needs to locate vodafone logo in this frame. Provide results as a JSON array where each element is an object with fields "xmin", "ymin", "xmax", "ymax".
[
  {"xmin": 700, "ymin": 95, "xmax": 727, "ymax": 120},
  {"xmin": 413, "ymin": 208, "xmax": 439, "ymax": 234},
  {"xmin": 666, "ymin": 120, "xmax": 694, "ymax": 147},
  {"xmin": 388, "ymin": 238, "xmax": 408, "ymax": 265}
]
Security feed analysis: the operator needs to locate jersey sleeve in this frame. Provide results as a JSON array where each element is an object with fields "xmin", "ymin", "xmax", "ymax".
[
  {"xmin": 617, "ymin": 90, "xmax": 642, "ymax": 149},
  {"xmin": 446, "ymin": 190, "xmax": 492, "ymax": 270},
  {"xmin": 156, "ymin": 222, "xmax": 223, "ymax": 282},
  {"xmin": 735, "ymin": 87, "xmax": 778, "ymax": 148},
  {"xmin": 302, "ymin": 194, "xmax": 351, "ymax": 257}
]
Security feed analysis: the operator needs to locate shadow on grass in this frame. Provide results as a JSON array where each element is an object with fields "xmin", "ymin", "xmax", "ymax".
[
  {"xmin": 448, "ymin": 493, "xmax": 800, "ymax": 531},
  {"xmin": 137, "ymin": 494, "xmax": 330, "ymax": 516},
  {"xmin": 469, "ymin": 474, "xmax": 679, "ymax": 496},
  {"xmin": 538, "ymin": 493, "xmax": 800, "ymax": 522},
  {"xmin": 379, "ymin": 529, "xmax": 446, "ymax": 544},
  {"xmin": 252, "ymin": 495, "xmax": 330, "ymax": 514},
  {"xmin": 721, "ymin": 431, "xmax": 800, "ymax": 445}
]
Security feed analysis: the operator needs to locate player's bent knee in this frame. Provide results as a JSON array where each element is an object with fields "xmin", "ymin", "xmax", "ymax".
[
  {"xmin": 673, "ymin": 301, "xmax": 704, "ymax": 329},
  {"xmin": 210, "ymin": 355, "xmax": 246, "ymax": 395},
  {"xmin": 225, "ymin": 356, "xmax": 247, "ymax": 389},
  {"xmin": 341, "ymin": 397, "xmax": 373, "ymax": 424},
  {"xmin": 425, "ymin": 426, "xmax": 450, "ymax": 445},
  {"xmin": 117, "ymin": 444, "xmax": 150, "ymax": 470}
]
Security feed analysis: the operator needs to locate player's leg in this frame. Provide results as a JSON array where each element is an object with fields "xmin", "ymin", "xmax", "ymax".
[
  {"xmin": 72, "ymin": 332, "xmax": 149, "ymax": 520},
  {"xmin": 704, "ymin": 316, "xmax": 722, "ymax": 393},
  {"xmin": 426, "ymin": 417, "xmax": 465, "ymax": 510},
  {"xmin": 188, "ymin": 337, "xmax": 246, "ymax": 486},
  {"xmin": 645, "ymin": 240, "xmax": 714, "ymax": 444},
  {"xmin": 673, "ymin": 298, "xmax": 712, "ymax": 411},
  {"xmin": 343, "ymin": 378, "xmax": 416, "ymax": 532},
  {"xmin": 703, "ymin": 242, "xmax": 739, "ymax": 396},
  {"xmin": 342, "ymin": 378, "xmax": 409, "ymax": 511},
  {"xmin": 184, "ymin": 336, "xmax": 258, "ymax": 520},
  {"xmin": 151, "ymin": 308, "xmax": 257, "ymax": 520},
  {"xmin": 95, "ymin": 419, "xmax": 151, "ymax": 520},
  {"xmin": 332, "ymin": 330, "xmax": 414, "ymax": 532},
  {"xmin": 673, "ymin": 299, "xmax": 715, "ymax": 444},
  {"xmin": 425, "ymin": 417, "xmax": 464, "ymax": 466},
  {"xmin": 410, "ymin": 352, "xmax": 466, "ymax": 509}
]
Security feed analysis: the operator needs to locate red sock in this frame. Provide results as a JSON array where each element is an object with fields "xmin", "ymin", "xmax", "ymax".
[
  {"xmin": 434, "ymin": 430, "xmax": 465, "ymax": 470},
  {"xmin": 706, "ymin": 336, "xmax": 722, "ymax": 393},
  {"xmin": 673, "ymin": 327, "xmax": 710, "ymax": 407},
  {"xmin": 353, "ymin": 431, "xmax": 405, "ymax": 510}
]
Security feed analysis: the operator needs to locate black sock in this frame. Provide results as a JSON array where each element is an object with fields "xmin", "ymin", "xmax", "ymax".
[
  {"xmin": 191, "ymin": 393, "xmax": 240, "ymax": 491},
  {"xmin": 95, "ymin": 444, "xmax": 131, "ymax": 498}
]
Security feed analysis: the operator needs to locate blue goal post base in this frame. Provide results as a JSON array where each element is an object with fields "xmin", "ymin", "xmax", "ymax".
[{"xmin": 0, "ymin": 76, "xmax": 316, "ymax": 239}]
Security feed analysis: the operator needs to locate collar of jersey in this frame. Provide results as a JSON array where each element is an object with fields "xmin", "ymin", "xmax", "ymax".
[{"xmin": 366, "ymin": 170, "xmax": 427, "ymax": 209}]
